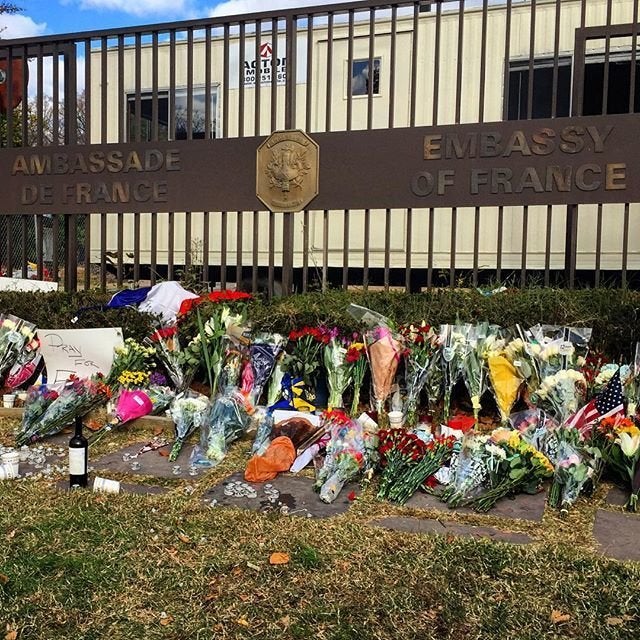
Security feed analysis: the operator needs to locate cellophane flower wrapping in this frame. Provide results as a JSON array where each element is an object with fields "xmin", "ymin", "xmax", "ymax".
[
  {"xmin": 266, "ymin": 357, "xmax": 286, "ymax": 407},
  {"xmin": 0, "ymin": 314, "xmax": 36, "ymax": 383},
  {"xmin": 400, "ymin": 323, "xmax": 438, "ymax": 428},
  {"xmin": 345, "ymin": 339, "xmax": 367, "ymax": 417},
  {"xmin": 315, "ymin": 410, "xmax": 365, "ymax": 503},
  {"xmin": 531, "ymin": 369, "xmax": 586, "ymax": 425},
  {"xmin": 201, "ymin": 386, "xmax": 253, "ymax": 465},
  {"xmin": 15, "ymin": 376, "xmax": 111, "ymax": 446},
  {"xmin": 548, "ymin": 433, "xmax": 595, "ymax": 512},
  {"xmin": 487, "ymin": 354, "xmax": 523, "ymax": 425},
  {"xmin": 439, "ymin": 324, "xmax": 469, "ymax": 425},
  {"xmin": 5, "ymin": 336, "xmax": 40, "ymax": 389},
  {"xmin": 283, "ymin": 326, "xmax": 329, "ymax": 387},
  {"xmin": 439, "ymin": 432, "xmax": 490, "ymax": 507},
  {"xmin": 467, "ymin": 429, "xmax": 554, "ymax": 512},
  {"xmin": 324, "ymin": 336, "xmax": 352, "ymax": 409},
  {"xmin": 592, "ymin": 416, "xmax": 640, "ymax": 511},
  {"xmin": 251, "ymin": 410, "xmax": 275, "ymax": 456},
  {"xmin": 106, "ymin": 337, "xmax": 156, "ymax": 388},
  {"xmin": 168, "ymin": 392, "xmax": 209, "ymax": 461},
  {"xmin": 147, "ymin": 326, "xmax": 190, "ymax": 391},
  {"xmin": 17, "ymin": 383, "xmax": 64, "ymax": 444},
  {"xmin": 249, "ymin": 334, "xmax": 285, "ymax": 406},
  {"xmin": 365, "ymin": 325, "xmax": 404, "ymax": 421}
]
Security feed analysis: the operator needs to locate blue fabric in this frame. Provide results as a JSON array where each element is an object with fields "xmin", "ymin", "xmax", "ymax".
[{"xmin": 107, "ymin": 287, "xmax": 152, "ymax": 308}]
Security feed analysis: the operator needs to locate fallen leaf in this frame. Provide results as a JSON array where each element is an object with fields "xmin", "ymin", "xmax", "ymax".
[
  {"xmin": 550, "ymin": 610, "xmax": 571, "ymax": 624},
  {"xmin": 231, "ymin": 566, "xmax": 243, "ymax": 577},
  {"xmin": 177, "ymin": 533, "xmax": 192, "ymax": 544},
  {"xmin": 5, "ymin": 630, "xmax": 17, "ymax": 640},
  {"xmin": 158, "ymin": 450, "xmax": 169, "ymax": 458},
  {"xmin": 6, "ymin": 530, "xmax": 16, "ymax": 541},
  {"xmin": 159, "ymin": 613, "xmax": 173, "ymax": 626},
  {"xmin": 279, "ymin": 615, "xmax": 291, "ymax": 628},
  {"xmin": 269, "ymin": 552, "xmax": 290, "ymax": 565},
  {"xmin": 347, "ymin": 490, "xmax": 357, "ymax": 501},
  {"xmin": 236, "ymin": 618, "xmax": 250, "ymax": 627},
  {"xmin": 606, "ymin": 617, "xmax": 625, "ymax": 626},
  {"xmin": 239, "ymin": 594, "xmax": 251, "ymax": 602},
  {"xmin": 153, "ymin": 426, "xmax": 164, "ymax": 436},
  {"xmin": 0, "ymin": 574, "xmax": 9, "ymax": 585}
]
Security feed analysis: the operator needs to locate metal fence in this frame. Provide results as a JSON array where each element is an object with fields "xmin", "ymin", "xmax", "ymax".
[{"xmin": 1, "ymin": 0, "xmax": 639, "ymax": 293}]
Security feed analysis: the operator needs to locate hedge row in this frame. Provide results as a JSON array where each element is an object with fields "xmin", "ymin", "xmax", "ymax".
[{"xmin": 0, "ymin": 287, "xmax": 638, "ymax": 359}]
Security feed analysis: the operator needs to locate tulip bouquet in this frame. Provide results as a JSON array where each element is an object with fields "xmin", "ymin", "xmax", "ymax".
[
  {"xmin": 0, "ymin": 314, "xmax": 37, "ymax": 382},
  {"xmin": 345, "ymin": 338, "xmax": 367, "ymax": 416},
  {"xmin": 593, "ymin": 416, "xmax": 640, "ymax": 511}
]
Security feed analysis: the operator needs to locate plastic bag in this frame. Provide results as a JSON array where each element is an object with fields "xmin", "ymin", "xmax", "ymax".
[{"xmin": 244, "ymin": 436, "xmax": 296, "ymax": 482}]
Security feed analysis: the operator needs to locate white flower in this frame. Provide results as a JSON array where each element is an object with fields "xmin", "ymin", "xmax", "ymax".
[{"xmin": 617, "ymin": 432, "xmax": 640, "ymax": 458}]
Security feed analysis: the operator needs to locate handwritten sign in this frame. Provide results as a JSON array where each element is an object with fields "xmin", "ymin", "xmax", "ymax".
[
  {"xmin": 0, "ymin": 277, "xmax": 58, "ymax": 293},
  {"xmin": 39, "ymin": 327, "xmax": 123, "ymax": 382}
]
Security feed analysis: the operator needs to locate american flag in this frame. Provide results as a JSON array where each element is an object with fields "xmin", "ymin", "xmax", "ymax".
[{"xmin": 566, "ymin": 368, "xmax": 625, "ymax": 433}]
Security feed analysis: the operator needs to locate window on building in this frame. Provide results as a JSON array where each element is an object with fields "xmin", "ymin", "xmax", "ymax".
[
  {"xmin": 506, "ymin": 58, "xmax": 572, "ymax": 120},
  {"xmin": 127, "ymin": 88, "xmax": 217, "ymax": 141},
  {"xmin": 351, "ymin": 58, "xmax": 381, "ymax": 96},
  {"xmin": 506, "ymin": 54, "xmax": 640, "ymax": 120}
]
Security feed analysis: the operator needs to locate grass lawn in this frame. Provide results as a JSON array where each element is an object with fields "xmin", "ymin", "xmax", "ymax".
[{"xmin": 1, "ymin": 416, "xmax": 639, "ymax": 640}]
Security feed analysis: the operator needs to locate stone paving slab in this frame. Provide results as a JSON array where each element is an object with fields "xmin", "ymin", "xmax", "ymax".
[
  {"xmin": 56, "ymin": 477, "xmax": 169, "ymax": 496},
  {"xmin": 371, "ymin": 516, "xmax": 533, "ymax": 544},
  {"xmin": 203, "ymin": 471, "xmax": 359, "ymax": 519},
  {"xmin": 405, "ymin": 487, "xmax": 547, "ymax": 522},
  {"xmin": 594, "ymin": 509, "xmax": 640, "ymax": 561},
  {"xmin": 605, "ymin": 486, "xmax": 634, "ymax": 508},
  {"xmin": 93, "ymin": 441, "xmax": 199, "ymax": 480}
]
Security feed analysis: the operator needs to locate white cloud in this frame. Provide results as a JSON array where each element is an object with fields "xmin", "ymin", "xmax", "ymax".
[
  {"xmin": 0, "ymin": 14, "xmax": 47, "ymax": 39},
  {"xmin": 208, "ymin": 0, "xmax": 363, "ymax": 17},
  {"xmin": 65, "ymin": 0, "xmax": 197, "ymax": 18}
]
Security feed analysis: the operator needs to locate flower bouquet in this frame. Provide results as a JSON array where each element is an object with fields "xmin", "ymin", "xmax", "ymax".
[
  {"xmin": 399, "ymin": 322, "xmax": 438, "ymax": 428},
  {"xmin": 167, "ymin": 392, "xmax": 209, "ymax": 461},
  {"xmin": 547, "ymin": 430, "xmax": 596, "ymax": 512},
  {"xmin": 283, "ymin": 326, "xmax": 329, "ymax": 393},
  {"xmin": 439, "ymin": 432, "xmax": 490, "ymax": 507},
  {"xmin": 17, "ymin": 383, "xmax": 63, "ymax": 444},
  {"xmin": 315, "ymin": 410, "xmax": 365, "ymax": 503},
  {"xmin": 147, "ymin": 326, "xmax": 191, "ymax": 391},
  {"xmin": 5, "ymin": 337, "xmax": 41, "ymax": 389},
  {"xmin": 88, "ymin": 385, "xmax": 175, "ymax": 446},
  {"xmin": 15, "ymin": 376, "xmax": 111, "ymax": 446},
  {"xmin": 345, "ymin": 338, "xmax": 367, "ymax": 416},
  {"xmin": 530, "ymin": 369, "xmax": 586, "ymax": 425},
  {"xmin": 487, "ymin": 352, "xmax": 523, "ymax": 426},
  {"xmin": 379, "ymin": 430, "xmax": 456, "ymax": 505},
  {"xmin": 201, "ymin": 386, "xmax": 253, "ymax": 465},
  {"xmin": 248, "ymin": 333, "xmax": 286, "ymax": 406},
  {"xmin": 377, "ymin": 428, "xmax": 427, "ymax": 500},
  {"xmin": 593, "ymin": 416, "xmax": 640, "ymax": 511},
  {"xmin": 365, "ymin": 325, "xmax": 404, "ymax": 422},
  {"xmin": 438, "ymin": 324, "xmax": 468, "ymax": 425},
  {"xmin": 324, "ymin": 334, "xmax": 352, "ymax": 409},
  {"xmin": 468, "ymin": 429, "xmax": 553, "ymax": 512},
  {"xmin": 106, "ymin": 337, "xmax": 156, "ymax": 388},
  {"xmin": 0, "ymin": 314, "xmax": 36, "ymax": 382}
]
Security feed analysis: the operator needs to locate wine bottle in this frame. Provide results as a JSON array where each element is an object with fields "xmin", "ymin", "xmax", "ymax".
[{"xmin": 69, "ymin": 416, "xmax": 88, "ymax": 488}]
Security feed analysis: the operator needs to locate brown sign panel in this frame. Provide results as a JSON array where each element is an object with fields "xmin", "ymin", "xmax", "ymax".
[
  {"xmin": 0, "ymin": 59, "xmax": 27, "ymax": 112},
  {"xmin": 0, "ymin": 114, "xmax": 638, "ymax": 214},
  {"xmin": 256, "ymin": 130, "xmax": 319, "ymax": 212}
]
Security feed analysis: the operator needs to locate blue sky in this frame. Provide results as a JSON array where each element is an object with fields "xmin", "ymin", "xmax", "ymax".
[{"xmin": 1, "ymin": 0, "xmax": 351, "ymax": 38}]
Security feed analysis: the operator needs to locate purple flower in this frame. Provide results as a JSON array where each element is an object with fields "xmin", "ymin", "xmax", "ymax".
[{"xmin": 150, "ymin": 371, "xmax": 168, "ymax": 386}]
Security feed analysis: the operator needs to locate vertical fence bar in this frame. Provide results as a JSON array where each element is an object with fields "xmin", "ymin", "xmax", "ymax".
[
  {"xmin": 100, "ymin": 37, "xmax": 108, "ymax": 144},
  {"xmin": 237, "ymin": 23, "xmax": 245, "ymax": 137},
  {"xmin": 478, "ymin": 0, "xmax": 489, "ymax": 123},
  {"xmin": 305, "ymin": 15, "xmax": 313, "ymax": 132},
  {"xmin": 268, "ymin": 211, "xmax": 275, "ymax": 297},
  {"xmin": 253, "ymin": 212, "xmax": 260, "ymax": 294},
  {"xmin": 472, "ymin": 207, "xmax": 480, "ymax": 287},
  {"xmin": 236, "ymin": 211, "xmax": 244, "ymax": 288},
  {"xmin": 271, "ymin": 18, "xmax": 278, "ymax": 132},
  {"xmin": 521, "ymin": 206, "xmax": 528, "ymax": 287},
  {"xmin": 449, "ymin": 207, "xmax": 457, "ymax": 287},
  {"xmin": 455, "ymin": 0, "xmax": 465, "ymax": 124},
  {"xmin": 367, "ymin": 8, "xmax": 375, "ymax": 129},
  {"xmin": 388, "ymin": 6, "xmax": 397, "ymax": 128},
  {"xmin": 220, "ymin": 211, "xmax": 228, "ymax": 288},
  {"xmin": 185, "ymin": 211, "xmax": 192, "ymax": 270},
  {"xmin": 302, "ymin": 210, "xmax": 309, "ymax": 293},
  {"xmin": 100, "ymin": 214, "xmax": 107, "ymax": 290},
  {"xmin": 36, "ymin": 43, "xmax": 44, "ymax": 145},
  {"xmin": 405, "ymin": 209, "xmax": 412, "ymax": 292},
  {"xmin": 168, "ymin": 212, "xmax": 175, "ymax": 281},
  {"xmin": 496, "ymin": 206, "xmax": 504, "ymax": 283},
  {"xmin": 116, "ymin": 213, "xmax": 124, "ymax": 287},
  {"xmin": 134, "ymin": 33, "xmax": 142, "ymax": 143},
  {"xmin": 409, "ymin": 2, "xmax": 419, "ymax": 127},
  {"xmin": 621, "ymin": 203, "xmax": 629, "ymax": 288},
  {"xmin": 254, "ymin": 21, "xmax": 261, "ymax": 135},
  {"xmin": 6, "ymin": 47, "xmax": 13, "ymax": 147},
  {"xmin": 363, "ymin": 209, "xmax": 370, "ymax": 290},
  {"xmin": 601, "ymin": 0, "xmax": 613, "ymax": 116},
  {"xmin": 150, "ymin": 212, "xmax": 158, "ymax": 286},
  {"xmin": 342, "ymin": 210, "xmax": 350, "ymax": 289},
  {"xmin": 629, "ymin": 0, "xmax": 639, "ymax": 114},
  {"xmin": 347, "ymin": 9, "xmax": 355, "ymax": 130},
  {"xmin": 84, "ymin": 216, "xmax": 91, "ymax": 290},
  {"xmin": 594, "ymin": 204, "xmax": 603, "ymax": 287},
  {"xmin": 52, "ymin": 214, "xmax": 60, "ymax": 283},
  {"xmin": 223, "ymin": 24, "xmax": 229, "ymax": 138},
  {"xmin": 20, "ymin": 216, "xmax": 27, "ymax": 278},
  {"xmin": 202, "ymin": 211, "xmax": 210, "ymax": 287},
  {"xmin": 322, "ymin": 210, "xmax": 329, "ymax": 292},
  {"xmin": 152, "ymin": 32, "xmax": 159, "ymax": 141},
  {"xmin": 36, "ymin": 216, "xmax": 44, "ymax": 281},
  {"xmin": 187, "ymin": 27, "xmax": 194, "ymax": 140},
  {"xmin": 169, "ymin": 30, "xmax": 177, "ymax": 141},
  {"xmin": 205, "ymin": 27, "xmax": 212, "ymax": 139},
  {"xmin": 526, "ymin": 0, "xmax": 537, "ymax": 120},
  {"xmin": 551, "ymin": 0, "xmax": 562, "ymax": 117},
  {"xmin": 544, "ymin": 205, "xmax": 552, "ymax": 287},
  {"xmin": 427, "ymin": 208, "xmax": 434, "ymax": 289},
  {"xmin": 384, "ymin": 209, "xmax": 391, "ymax": 291},
  {"xmin": 326, "ymin": 12, "xmax": 334, "ymax": 132}
]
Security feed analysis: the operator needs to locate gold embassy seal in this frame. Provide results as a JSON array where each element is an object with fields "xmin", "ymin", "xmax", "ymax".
[{"xmin": 256, "ymin": 130, "xmax": 319, "ymax": 213}]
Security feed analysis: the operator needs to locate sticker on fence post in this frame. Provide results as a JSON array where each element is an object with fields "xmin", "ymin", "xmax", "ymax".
[{"xmin": 39, "ymin": 328, "xmax": 124, "ymax": 382}]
